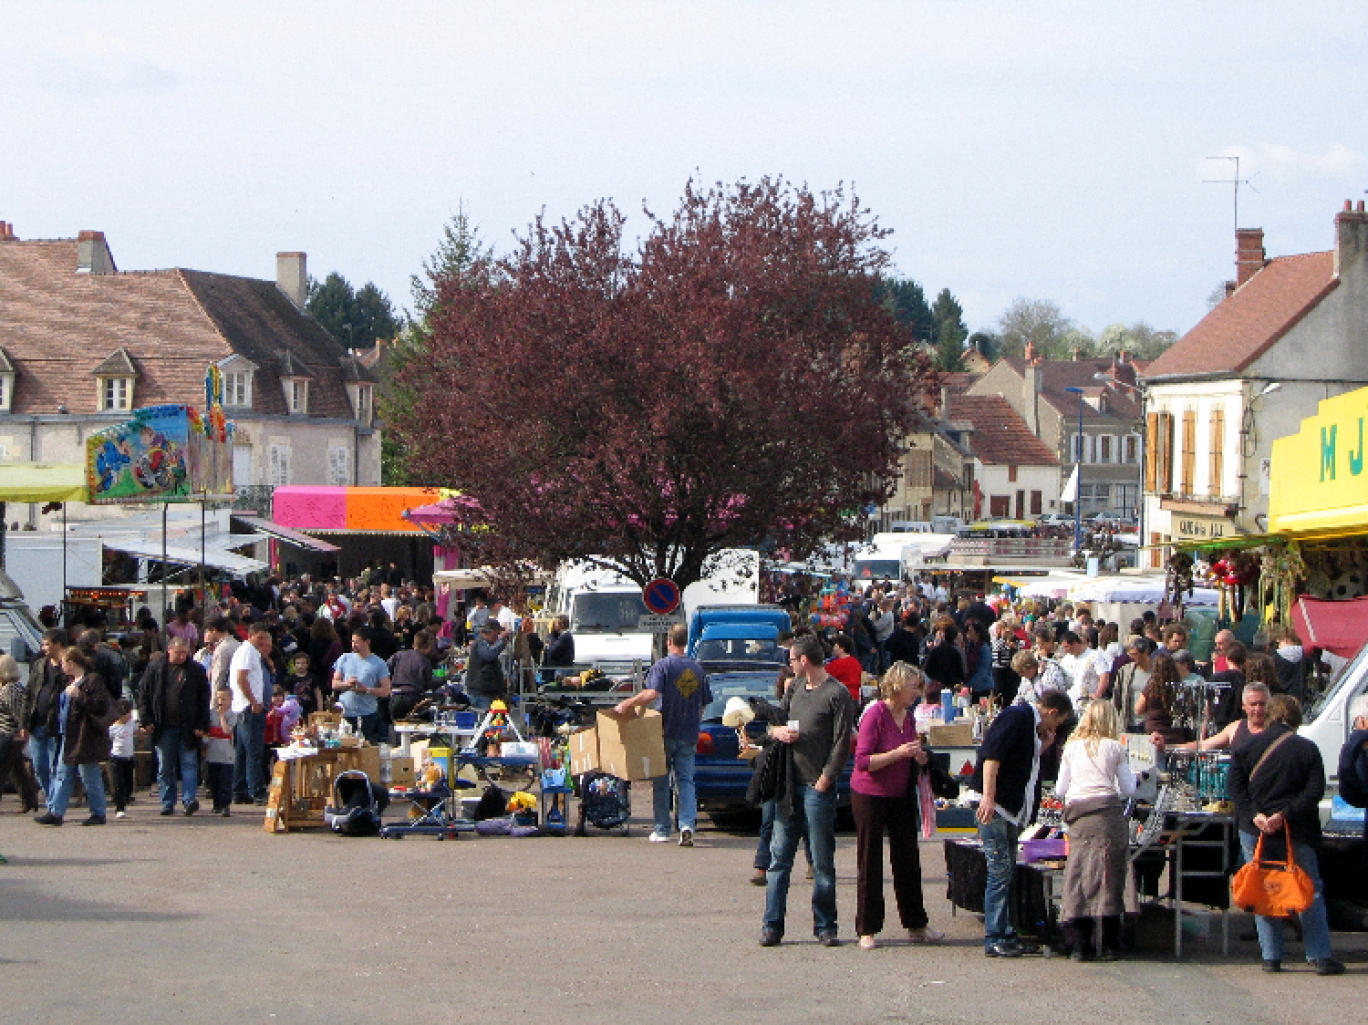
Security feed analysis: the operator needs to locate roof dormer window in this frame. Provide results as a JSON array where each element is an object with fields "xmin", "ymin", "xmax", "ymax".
[
  {"xmin": 276, "ymin": 351, "xmax": 314, "ymax": 417},
  {"xmin": 94, "ymin": 347, "xmax": 139, "ymax": 413},
  {"xmin": 216, "ymin": 355, "xmax": 257, "ymax": 410}
]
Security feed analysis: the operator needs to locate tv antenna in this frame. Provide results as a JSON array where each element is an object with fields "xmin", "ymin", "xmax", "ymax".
[{"xmin": 1204, "ymin": 156, "xmax": 1260, "ymax": 234}]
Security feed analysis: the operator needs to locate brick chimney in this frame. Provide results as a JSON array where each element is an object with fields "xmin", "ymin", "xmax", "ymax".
[
  {"xmin": 276, "ymin": 252, "xmax": 308, "ymax": 310},
  {"xmin": 1236, "ymin": 228, "xmax": 1266, "ymax": 287},
  {"xmin": 76, "ymin": 230, "xmax": 116, "ymax": 274},
  {"xmin": 1335, "ymin": 199, "xmax": 1368, "ymax": 277},
  {"xmin": 0, "ymin": 220, "xmax": 17, "ymax": 241}
]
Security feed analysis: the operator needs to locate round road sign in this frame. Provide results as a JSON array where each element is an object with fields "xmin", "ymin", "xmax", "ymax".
[{"xmin": 642, "ymin": 577, "xmax": 681, "ymax": 615}]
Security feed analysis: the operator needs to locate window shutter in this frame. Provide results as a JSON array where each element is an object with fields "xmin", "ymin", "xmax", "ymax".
[
  {"xmin": 1209, "ymin": 410, "xmax": 1225, "ymax": 497},
  {"xmin": 1180, "ymin": 410, "xmax": 1197, "ymax": 495},
  {"xmin": 328, "ymin": 447, "xmax": 351, "ymax": 486},
  {"xmin": 1145, "ymin": 414, "xmax": 1159, "ymax": 491},
  {"xmin": 1158, "ymin": 412, "xmax": 1174, "ymax": 492},
  {"xmin": 269, "ymin": 444, "xmax": 291, "ymax": 486}
]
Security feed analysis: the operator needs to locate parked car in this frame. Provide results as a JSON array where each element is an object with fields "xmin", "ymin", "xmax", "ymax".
[{"xmin": 693, "ymin": 665, "xmax": 853, "ymax": 816}]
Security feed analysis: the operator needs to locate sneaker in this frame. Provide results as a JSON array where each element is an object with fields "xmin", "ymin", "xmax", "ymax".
[
  {"xmin": 678, "ymin": 828, "xmax": 694, "ymax": 847},
  {"xmin": 985, "ymin": 940, "xmax": 1023, "ymax": 958},
  {"xmin": 34, "ymin": 812, "xmax": 63, "ymax": 826},
  {"xmin": 115, "ymin": 811, "xmax": 128, "ymax": 820},
  {"xmin": 81, "ymin": 815, "xmax": 106, "ymax": 826},
  {"xmin": 759, "ymin": 928, "xmax": 782, "ymax": 947},
  {"xmin": 1313, "ymin": 957, "xmax": 1346, "ymax": 976},
  {"xmin": 817, "ymin": 931, "xmax": 841, "ymax": 948},
  {"xmin": 648, "ymin": 830, "xmax": 670, "ymax": 843},
  {"xmin": 183, "ymin": 800, "xmax": 200, "ymax": 816}
]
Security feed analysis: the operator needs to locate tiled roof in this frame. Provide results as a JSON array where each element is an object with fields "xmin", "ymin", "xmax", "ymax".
[
  {"xmin": 945, "ymin": 394, "xmax": 1059, "ymax": 466},
  {"xmin": 0, "ymin": 237, "xmax": 362, "ymax": 418},
  {"xmin": 1143, "ymin": 251, "xmax": 1336, "ymax": 379},
  {"xmin": 276, "ymin": 350, "xmax": 315, "ymax": 379},
  {"xmin": 939, "ymin": 371, "xmax": 979, "ymax": 395},
  {"xmin": 93, "ymin": 347, "xmax": 138, "ymax": 376},
  {"xmin": 933, "ymin": 465, "xmax": 961, "ymax": 489},
  {"xmin": 995, "ymin": 357, "xmax": 1146, "ymax": 420}
]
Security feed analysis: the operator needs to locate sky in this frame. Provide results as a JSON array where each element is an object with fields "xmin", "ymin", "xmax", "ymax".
[{"xmin": 4, "ymin": 1, "xmax": 1366, "ymax": 340}]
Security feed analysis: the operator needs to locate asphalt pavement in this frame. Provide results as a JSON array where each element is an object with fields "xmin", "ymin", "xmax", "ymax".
[{"xmin": 0, "ymin": 785, "xmax": 1361, "ymax": 1025}]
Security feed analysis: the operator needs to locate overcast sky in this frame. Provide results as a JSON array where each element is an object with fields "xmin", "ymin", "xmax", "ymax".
[{"xmin": 4, "ymin": 1, "xmax": 1365, "ymax": 339}]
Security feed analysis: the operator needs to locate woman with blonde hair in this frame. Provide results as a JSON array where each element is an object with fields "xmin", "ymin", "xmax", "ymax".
[
  {"xmin": 850, "ymin": 661, "xmax": 945, "ymax": 949},
  {"xmin": 1056, "ymin": 699, "xmax": 1137, "ymax": 961}
]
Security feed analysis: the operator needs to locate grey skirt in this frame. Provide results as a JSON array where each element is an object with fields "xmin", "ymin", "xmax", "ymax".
[{"xmin": 1061, "ymin": 802, "xmax": 1130, "ymax": 920}]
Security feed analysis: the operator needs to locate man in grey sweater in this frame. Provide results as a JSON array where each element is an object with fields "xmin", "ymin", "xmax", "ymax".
[{"xmin": 760, "ymin": 634, "xmax": 855, "ymax": 948}]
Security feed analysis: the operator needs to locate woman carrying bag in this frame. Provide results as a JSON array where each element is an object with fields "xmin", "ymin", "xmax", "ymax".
[
  {"xmin": 850, "ymin": 661, "xmax": 945, "ymax": 950},
  {"xmin": 35, "ymin": 647, "xmax": 112, "ymax": 827}
]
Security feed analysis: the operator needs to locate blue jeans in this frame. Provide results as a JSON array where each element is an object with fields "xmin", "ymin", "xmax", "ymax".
[
  {"xmin": 979, "ymin": 814, "xmax": 1022, "ymax": 947},
  {"xmin": 764, "ymin": 784, "xmax": 838, "ymax": 938},
  {"xmin": 50, "ymin": 759, "xmax": 106, "ymax": 819},
  {"xmin": 155, "ymin": 726, "xmax": 200, "ymax": 810},
  {"xmin": 467, "ymin": 692, "xmax": 493, "ymax": 712},
  {"xmin": 344, "ymin": 713, "xmax": 382, "ymax": 744},
  {"xmin": 28, "ymin": 725, "xmax": 60, "ymax": 801},
  {"xmin": 652, "ymin": 735, "xmax": 697, "ymax": 836},
  {"xmin": 755, "ymin": 797, "xmax": 812, "ymax": 870},
  {"xmin": 233, "ymin": 709, "xmax": 267, "ymax": 800},
  {"xmin": 1238, "ymin": 831, "xmax": 1334, "ymax": 962}
]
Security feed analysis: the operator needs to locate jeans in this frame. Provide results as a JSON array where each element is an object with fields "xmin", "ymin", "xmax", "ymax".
[
  {"xmin": 652, "ymin": 735, "xmax": 697, "ymax": 836},
  {"xmin": 50, "ymin": 759, "xmax": 106, "ymax": 819},
  {"xmin": 109, "ymin": 756, "xmax": 135, "ymax": 812},
  {"xmin": 233, "ymin": 709, "xmax": 267, "ymax": 800},
  {"xmin": 979, "ymin": 814, "xmax": 1022, "ymax": 947},
  {"xmin": 155, "ymin": 726, "xmax": 200, "ymax": 810},
  {"xmin": 28, "ymin": 725, "xmax": 60, "ymax": 800},
  {"xmin": 344, "ymin": 713, "xmax": 382, "ymax": 744},
  {"xmin": 755, "ymin": 797, "xmax": 812, "ymax": 870},
  {"xmin": 467, "ymin": 692, "xmax": 493, "ymax": 712},
  {"xmin": 206, "ymin": 762, "xmax": 234, "ymax": 811},
  {"xmin": 764, "ymin": 784, "xmax": 838, "ymax": 938},
  {"xmin": 1238, "ymin": 831, "xmax": 1334, "ymax": 962}
]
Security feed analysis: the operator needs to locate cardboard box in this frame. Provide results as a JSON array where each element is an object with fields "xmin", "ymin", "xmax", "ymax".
[
  {"xmin": 408, "ymin": 740, "xmax": 429, "ymax": 767},
  {"xmin": 595, "ymin": 708, "xmax": 665, "ymax": 781},
  {"xmin": 389, "ymin": 756, "xmax": 415, "ymax": 788},
  {"xmin": 569, "ymin": 727, "xmax": 599, "ymax": 777},
  {"xmin": 338, "ymin": 745, "xmax": 381, "ymax": 781},
  {"xmin": 929, "ymin": 722, "xmax": 976, "ymax": 748}
]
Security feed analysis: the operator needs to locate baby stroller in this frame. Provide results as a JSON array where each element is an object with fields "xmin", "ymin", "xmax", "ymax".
[
  {"xmin": 575, "ymin": 770, "xmax": 631, "ymax": 836},
  {"xmin": 325, "ymin": 770, "xmax": 390, "ymax": 837}
]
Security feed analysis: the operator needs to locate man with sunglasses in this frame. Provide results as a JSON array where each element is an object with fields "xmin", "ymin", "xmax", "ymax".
[{"xmin": 759, "ymin": 635, "xmax": 856, "ymax": 948}]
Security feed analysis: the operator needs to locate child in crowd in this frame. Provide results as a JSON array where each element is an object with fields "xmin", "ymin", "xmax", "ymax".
[
  {"xmin": 206, "ymin": 689, "xmax": 238, "ymax": 816},
  {"xmin": 263, "ymin": 686, "xmax": 303, "ymax": 778},
  {"xmin": 107, "ymin": 699, "xmax": 138, "ymax": 819},
  {"xmin": 285, "ymin": 652, "xmax": 322, "ymax": 717}
]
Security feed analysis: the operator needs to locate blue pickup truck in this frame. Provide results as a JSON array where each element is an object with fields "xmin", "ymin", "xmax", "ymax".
[{"xmin": 686, "ymin": 605, "xmax": 791, "ymax": 663}]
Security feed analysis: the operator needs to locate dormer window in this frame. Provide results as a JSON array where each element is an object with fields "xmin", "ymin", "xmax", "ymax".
[
  {"xmin": 339, "ymin": 355, "xmax": 377, "ymax": 427},
  {"xmin": 94, "ymin": 347, "xmax": 139, "ymax": 413},
  {"xmin": 276, "ymin": 351, "xmax": 314, "ymax": 417},
  {"xmin": 0, "ymin": 346, "xmax": 15, "ymax": 412},
  {"xmin": 216, "ymin": 355, "xmax": 257, "ymax": 410}
]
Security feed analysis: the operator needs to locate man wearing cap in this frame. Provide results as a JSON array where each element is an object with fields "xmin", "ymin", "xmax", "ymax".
[
  {"xmin": 615, "ymin": 623, "xmax": 711, "ymax": 848},
  {"xmin": 464, "ymin": 620, "xmax": 508, "ymax": 711}
]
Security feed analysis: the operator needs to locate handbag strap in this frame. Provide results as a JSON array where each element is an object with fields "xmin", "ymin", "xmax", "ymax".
[{"xmin": 1248, "ymin": 730, "xmax": 1293, "ymax": 783}]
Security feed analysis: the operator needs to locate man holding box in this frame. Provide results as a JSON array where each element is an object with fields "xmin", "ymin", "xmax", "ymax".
[{"xmin": 614, "ymin": 623, "xmax": 711, "ymax": 847}]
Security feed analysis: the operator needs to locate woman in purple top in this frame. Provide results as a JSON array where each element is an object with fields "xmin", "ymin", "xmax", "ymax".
[{"xmin": 851, "ymin": 661, "xmax": 946, "ymax": 949}]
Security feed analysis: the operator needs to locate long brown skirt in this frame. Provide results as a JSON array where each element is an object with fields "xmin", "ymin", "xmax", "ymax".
[{"xmin": 1061, "ymin": 805, "xmax": 1129, "ymax": 920}]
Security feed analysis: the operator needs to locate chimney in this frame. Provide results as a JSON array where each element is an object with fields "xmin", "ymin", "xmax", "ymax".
[
  {"xmin": 1335, "ymin": 199, "xmax": 1368, "ymax": 277},
  {"xmin": 76, "ymin": 230, "xmax": 116, "ymax": 274},
  {"xmin": 1022, "ymin": 359, "xmax": 1039, "ymax": 434},
  {"xmin": 1235, "ymin": 228, "xmax": 1266, "ymax": 287},
  {"xmin": 1223, "ymin": 280, "xmax": 1237, "ymax": 300},
  {"xmin": 0, "ymin": 221, "xmax": 16, "ymax": 241},
  {"xmin": 277, "ymin": 252, "xmax": 308, "ymax": 310}
]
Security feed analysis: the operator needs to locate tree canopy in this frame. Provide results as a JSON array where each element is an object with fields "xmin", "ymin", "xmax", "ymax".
[
  {"xmin": 931, "ymin": 288, "xmax": 969, "ymax": 371},
  {"xmin": 996, "ymin": 297, "xmax": 1177, "ymax": 362},
  {"xmin": 306, "ymin": 272, "xmax": 401, "ymax": 351},
  {"xmin": 390, "ymin": 177, "xmax": 937, "ymax": 588}
]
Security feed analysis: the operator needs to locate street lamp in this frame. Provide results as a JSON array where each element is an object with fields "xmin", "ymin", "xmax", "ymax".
[{"xmin": 1064, "ymin": 386, "xmax": 1086, "ymax": 552}]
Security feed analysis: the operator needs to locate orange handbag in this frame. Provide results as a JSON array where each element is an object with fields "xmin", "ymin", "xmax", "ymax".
[{"xmin": 1230, "ymin": 825, "xmax": 1316, "ymax": 917}]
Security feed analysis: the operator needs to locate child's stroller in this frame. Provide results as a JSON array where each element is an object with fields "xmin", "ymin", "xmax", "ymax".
[
  {"xmin": 575, "ymin": 770, "xmax": 631, "ymax": 836},
  {"xmin": 324, "ymin": 770, "xmax": 390, "ymax": 837}
]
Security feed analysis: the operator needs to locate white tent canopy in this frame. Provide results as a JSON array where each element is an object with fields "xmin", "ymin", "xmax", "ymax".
[{"xmin": 1067, "ymin": 574, "xmax": 1219, "ymax": 607}]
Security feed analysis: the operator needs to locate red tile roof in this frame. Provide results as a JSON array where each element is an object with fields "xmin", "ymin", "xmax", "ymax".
[
  {"xmin": 0, "ymin": 237, "xmax": 373, "ymax": 417},
  {"xmin": 994, "ymin": 357, "xmax": 1147, "ymax": 421},
  {"xmin": 945, "ymin": 394, "xmax": 1059, "ymax": 466},
  {"xmin": 1143, "ymin": 251, "xmax": 1336, "ymax": 379}
]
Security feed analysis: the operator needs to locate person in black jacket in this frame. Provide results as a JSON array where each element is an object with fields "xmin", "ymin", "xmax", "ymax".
[
  {"xmin": 137, "ymin": 637, "xmax": 212, "ymax": 816},
  {"xmin": 1227, "ymin": 694, "xmax": 1343, "ymax": 975},
  {"xmin": 1335, "ymin": 694, "xmax": 1368, "ymax": 878},
  {"xmin": 921, "ymin": 619, "xmax": 965, "ymax": 706},
  {"xmin": 544, "ymin": 616, "xmax": 576, "ymax": 667},
  {"xmin": 971, "ymin": 689, "xmax": 1072, "ymax": 958}
]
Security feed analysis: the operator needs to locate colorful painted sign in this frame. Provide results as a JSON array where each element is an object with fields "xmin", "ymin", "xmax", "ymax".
[
  {"xmin": 85, "ymin": 403, "xmax": 234, "ymax": 505},
  {"xmin": 1269, "ymin": 384, "xmax": 1368, "ymax": 534}
]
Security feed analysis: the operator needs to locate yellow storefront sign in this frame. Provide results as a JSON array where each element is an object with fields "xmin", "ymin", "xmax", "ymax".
[{"xmin": 1269, "ymin": 384, "xmax": 1368, "ymax": 534}]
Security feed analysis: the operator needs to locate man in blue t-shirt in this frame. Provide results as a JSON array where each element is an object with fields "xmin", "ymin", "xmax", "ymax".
[
  {"xmin": 614, "ymin": 622, "xmax": 711, "ymax": 847},
  {"xmin": 331, "ymin": 625, "xmax": 392, "ymax": 743}
]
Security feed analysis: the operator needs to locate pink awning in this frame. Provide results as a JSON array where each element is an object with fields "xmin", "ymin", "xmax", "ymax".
[{"xmin": 1291, "ymin": 595, "xmax": 1368, "ymax": 658}]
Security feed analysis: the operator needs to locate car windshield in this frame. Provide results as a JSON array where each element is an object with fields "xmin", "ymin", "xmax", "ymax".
[
  {"xmin": 694, "ymin": 638, "xmax": 781, "ymax": 662},
  {"xmin": 570, "ymin": 592, "xmax": 645, "ymax": 633},
  {"xmin": 702, "ymin": 672, "xmax": 782, "ymax": 721},
  {"xmin": 854, "ymin": 559, "xmax": 900, "ymax": 580},
  {"xmin": 1305, "ymin": 641, "xmax": 1368, "ymax": 724}
]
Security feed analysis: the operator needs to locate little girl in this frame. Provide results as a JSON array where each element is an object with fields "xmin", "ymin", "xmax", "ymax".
[{"xmin": 108, "ymin": 699, "xmax": 138, "ymax": 819}]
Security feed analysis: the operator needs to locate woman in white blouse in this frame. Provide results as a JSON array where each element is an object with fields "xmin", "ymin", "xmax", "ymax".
[{"xmin": 1055, "ymin": 700, "xmax": 1136, "ymax": 962}]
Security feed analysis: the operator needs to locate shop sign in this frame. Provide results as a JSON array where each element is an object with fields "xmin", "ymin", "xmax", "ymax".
[
  {"xmin": 1174, "ymin": 516, "xmax": 1227, "ymax": 541},
  {"xmin": 1270, "ymin": 385, "xmax": 1368, "ymax": 533}
]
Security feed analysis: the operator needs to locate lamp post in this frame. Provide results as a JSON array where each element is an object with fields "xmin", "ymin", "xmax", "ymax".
[{"xmin": 1064, "ymin": 386, "xmax": 1086, "ymax": 552}]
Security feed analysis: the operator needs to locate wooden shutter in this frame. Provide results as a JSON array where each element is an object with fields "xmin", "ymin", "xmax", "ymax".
[
  {"xmin": 1145, "ymin": 413, "xmax": 1159, "ymax": 491},
  {"xmin": 1208, "ymin": 410, "xmax": 1225, "ymax": 497},
  {"xmin": 1030, "ymin": 490, "xmax": 1043, "ymax": 515},
  {"xmin": 1180, "ymin": 410, "xmax": 1197, "ymax": 495}
]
